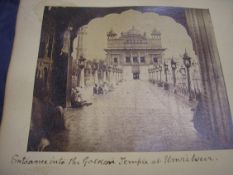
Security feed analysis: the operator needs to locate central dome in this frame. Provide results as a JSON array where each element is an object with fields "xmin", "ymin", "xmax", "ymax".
[{"xmin": 127, "ymin": 26, "xmax": 140, "ymax": 35}]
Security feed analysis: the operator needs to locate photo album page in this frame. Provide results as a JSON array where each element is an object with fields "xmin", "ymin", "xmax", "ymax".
[{"xmin": 1, "ymin": 0, "xmax": 233, "ymax": 175}]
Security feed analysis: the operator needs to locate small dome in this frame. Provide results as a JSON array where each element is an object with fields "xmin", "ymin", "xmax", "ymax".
[
  {"xmin": 107, "ymin": 28, "xmax": 117, "ymax": 38},
  {"xmin": 151, "ymin": 28, "xmax": 161, "ymax": 35},
  {"xmin": 127, "ymin": 26, "xmax": 140, "ymax": 35}
]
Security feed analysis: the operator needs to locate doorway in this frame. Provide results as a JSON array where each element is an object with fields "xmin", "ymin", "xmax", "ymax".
[{"xmin": 133, "ymin": 72, "xmax": 140, "ymax": 80}]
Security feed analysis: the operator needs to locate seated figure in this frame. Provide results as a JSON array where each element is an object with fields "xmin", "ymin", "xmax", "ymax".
[
  {"xmin": 98, "ymin": 85, "xmax": 104, "ymax": 94},
  {"xmin": 93, "ymin": 84, "xmax": 98, "ymax": 95}
]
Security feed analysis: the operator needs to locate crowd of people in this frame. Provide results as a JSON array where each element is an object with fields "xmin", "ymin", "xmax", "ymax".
[
  {"xmin": 93, "ymin": 82, "xmax": 114, "ymax": 95},
  {"xmin": 70, "ymin": 82, "xmax": 115, "ymax": 108}
]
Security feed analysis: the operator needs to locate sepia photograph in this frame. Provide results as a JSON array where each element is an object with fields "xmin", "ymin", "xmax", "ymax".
[{"xmin": 27, "ymin": 6, "xmax": 233, "ymax": 152}]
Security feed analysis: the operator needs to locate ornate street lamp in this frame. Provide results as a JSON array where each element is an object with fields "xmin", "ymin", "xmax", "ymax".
[
  {"xmin": 107, "ymin": 65, "xmax": 111, "ymax": 82},
  {"xmin": 77, "ymin": 55, "xmax": 86, "ymax": 87},
  {"xmin": 150, "ymin": 68, "xmax": 153, "ymax": 83},
  {"xmin": 102, "ymin": 63, "xmax": 106, "ymax": 72},
  {"xmin": 78, "ymin": 55, "xmax": 86, "ymax": 69},
  {"xmin": 163, "ymin": 62, "xmax": 169, "ymax": 90},
  {"xmin": 108, "ymin": 65, "xmax": 111, "ymax": 73},
  {"xmin": 112, "ymin": 65, "xmax": 116, "ymax": 82},
  {"xmin": 164, "ymin": 63, "xmax": 168, "ymax": 82},
  {"xmin": 91, "ymin": 60, "xmax": 98, "ymax": 84},
  {"xmin": 148, "ymin": 69, "xmax": 150, "ymax": 80},
  {"xmin": 158, "ymin": 65, "xmax": 163, "ymax": 87},
  {"xmin": 171, "ymin": 58, "xmax": 177, "ymax": 89},
  {"xmin": 152, "ymin": 68, "xmax": 155, "ymax": 83},
  {"xmin": 115, "ymin": 68, "xmax": 118, "ymax": 82},
  {"xmin": 183, "ymin": 49, "xmax": 192, "ymax": 101},
  {"xmin": 155, "ymin": 65, "xmax": 159, "ymax": 82},
  {"xmin": 102, "ymin": 63, "xmax": 107, "ymax": 82},
  {"xmin": 112, "ymin": 66, "xmax": 115, "ymax": 73},
  {"xmin": 91, "ymin": 61, "xmax": 98, "ymax": 74},
  {"xmin": 120, "ymin": 69, "xmax": 123, "ymax": 81}
]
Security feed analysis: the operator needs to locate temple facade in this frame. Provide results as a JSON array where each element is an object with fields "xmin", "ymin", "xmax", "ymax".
[{"xmin": 105, "ymin": 26, "xmax": 166, "ymax": 80}]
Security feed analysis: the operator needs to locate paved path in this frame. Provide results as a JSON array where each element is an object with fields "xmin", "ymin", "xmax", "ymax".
[{"xmin": 50, "ymin": 80, "xmax": 211, "ymax": 152}]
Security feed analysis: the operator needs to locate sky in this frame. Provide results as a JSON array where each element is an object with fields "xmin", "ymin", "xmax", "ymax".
[{"xmin": 72, "ymin": 9, "xmax": 197, "ymax": 62}]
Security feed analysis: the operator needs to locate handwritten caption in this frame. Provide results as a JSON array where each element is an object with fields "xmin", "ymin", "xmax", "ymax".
[{"xmin": 10, "ymin": 153, "xmax": 218, "ymax": 167}]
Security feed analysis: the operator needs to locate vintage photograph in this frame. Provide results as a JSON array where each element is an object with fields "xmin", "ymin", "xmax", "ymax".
[{"xmin": 27, "ymin": 6, "xmax": 233, "ymax": 152}]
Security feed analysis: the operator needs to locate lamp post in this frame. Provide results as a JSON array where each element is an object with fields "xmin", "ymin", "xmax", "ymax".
[
  {"xmin": 78, "ymin": 55, "xmax": 86, "ymax": 69},
  {"xmin": 152, "ymin": 68, "xmax": 155, "ymax": 83},
  {"xmin": 171, "ymin": 58, "xmax": 177, "ymax": 92},
  {"xmin": 183, "ymin": 49, "xmax": 192, "ymax": 101},
  {"xmin": 179, "ymin": 66, "xmax": 186, "ymax": 96},
  {"xmin": 116, "ymin": 68, "xmax": 118, "ymax": 82},
  {"xmin": 120, "ymin": 69, "xmax": 123, "ymax": 81},
  {"xmin": 150, "ymin": 68, "xmax": 153, "ymax": 82},
  {"xmin": 92, "ymin": 61, "xmax": 98, "ymax": 84},
  {"xmin": 116, "ymin": 67, "xmax": 119, "ymax": 84},
  {"xmin": 155, "ymin": 65, "xmax": 159, "ymax": 82},
  {"xmin": 102, "ymin": 63, "xmax": 107, "ymax": 83},
  {"xmin": 163, "ymin": 62, "xmax": 169, "ymax": 90},
  {"xmin": 107, "ymin": 65, "xmax": 111, "ymax": 82},
  {"xmin": 148, "ymin": 69, "xmax": 151, "ymax": 81},
  {"xmin": 158, "ymin": 65, "xmax": 163, "ymax": 87},
  {"xmin": 113, "ymin": 65, "xmax": 117, "ymax": 85}
]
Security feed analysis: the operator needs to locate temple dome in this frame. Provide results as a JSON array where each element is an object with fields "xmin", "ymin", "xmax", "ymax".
[
  {"xmin": 151, "ymin": 28, "xmax": 161, "ymax": 35},
  {"xmin": 127, "ymin": 26, "xmax": 141, "ymax": 35},
  {"xmin": 107, "ymin": 28, "xmax": 117, "ymax": 38}
]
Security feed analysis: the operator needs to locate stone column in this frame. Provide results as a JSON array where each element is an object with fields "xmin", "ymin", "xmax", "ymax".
[
  {"xmin": 185, "ymin": 9, "xmax": 233, "ymax": 144},
  {"xmin": 94, "ymin": 71, "xmax": 97, "ymax": 84},
  {"xmin": 103, "ymin": 71, "xmax": 107, "ymax": 82},
  {"xmin": 79, "ymin": 69, "xmax": 85, "ymax": 88},
  {"xmin": 62, "ymin": 28, "xmax": 72, "ymax": 108}
]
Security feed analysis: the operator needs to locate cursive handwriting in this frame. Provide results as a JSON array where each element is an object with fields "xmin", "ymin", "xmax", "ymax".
[{"xmin": 10, "ymin": 153, "xmax": 218, "ymax": 167}]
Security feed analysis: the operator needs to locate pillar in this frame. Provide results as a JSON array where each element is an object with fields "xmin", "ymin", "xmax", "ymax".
[
  {"xmin": 185, "ymin": 9, "xmax": 233, "ymax": 144},
  {"xmin": 79, "ymin": 69, "xmax": 85, "ymax": 88}
]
